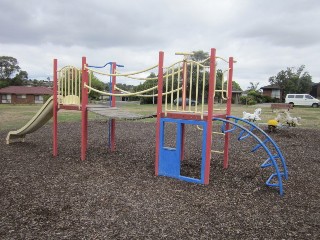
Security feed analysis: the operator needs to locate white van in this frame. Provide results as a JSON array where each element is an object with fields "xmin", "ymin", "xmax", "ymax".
[{"xmin": 285, "ymin": 94, "xmax": 320, "ymax": 107}]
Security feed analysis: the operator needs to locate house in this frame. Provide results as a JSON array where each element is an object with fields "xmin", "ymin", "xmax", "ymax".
[
  {"xmin": 310, "ymin": 83, "xmax": 320, "ymax": 98},
  {"xmin": 232, "ymin": 90, "xmax": 243, "ymax": 104},
  {"xmin": 0, "ymin": 86, "xmax": 53, "ymax": 104},
  {"xmin": 260, "ymin": 84, "xmax": 282, "ymax": 101},
  {"xmin": 261, "ymin": 83, "xmax": 320, "ymax": 100}
]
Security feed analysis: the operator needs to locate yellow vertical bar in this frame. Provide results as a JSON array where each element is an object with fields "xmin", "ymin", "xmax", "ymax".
[
  {"xmin": 171, "ymin": 68, "xmax": 174, "ymax": 110},
  {"xmin": 57, "ymin": 71, "xmax": 60, "ymax": 95},
  {"xmin": 188, "ymin": 62, "xmax": 193, "ymax": 112},
  {"xmin": 176, "ymin": 64, "xmax": 181, "ymax": 111},
  {"xmin": 195, "ymin": 64, "xmax": 199, "ymax": 113},
  {"xmin": 226, "ymin": 69, "xmax": 229, "ymax": 99},
  {"xmin": 201, "ymin": 69, "xmax": 206, "ymax": 119},
  {"xmin": 165, "ymin": 68, "xmax": 168, "ymax": 116},
  {"xmin": 221, "ymin": 71, "xmax": 224, "ymax": 99}
]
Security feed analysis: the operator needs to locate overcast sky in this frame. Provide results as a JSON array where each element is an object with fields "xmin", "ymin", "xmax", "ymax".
[{"xmin": 1, "ymin": 0, "xmax": 319, "ymax": 90}]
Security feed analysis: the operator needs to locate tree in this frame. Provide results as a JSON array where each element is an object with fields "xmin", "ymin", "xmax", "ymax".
[
  {"xmin": 0, "ymin": 56, "xmax": 21, "ymax": 79},
  {"xmin": 231, "ymin": 81, "xmax": 242, "ymax": 91},
  {"xmin": 132, "ymin": 72, "xmax": 158, "ymax": 104},
  {"xmin": 89, "ymin": 73, "xmax": 107, "ymax": 100},
  {"xmin": 191, "ymin": 50, "xmax": 209, "ymax": 63},
  {"xmin": 11, "ymin": 70, "xmax": 28, "ymax": 86},
  {"xmin": 269, "ymin": 65, "xmax": 313, "ymax": 99},
  {"xmin": 247, "ymin": 82, "xmax": 260, "ymax": 92}
]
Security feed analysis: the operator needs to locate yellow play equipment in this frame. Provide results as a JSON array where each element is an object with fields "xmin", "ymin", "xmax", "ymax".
[
  {"xmin": 267, "ymin": 111, "xmax": 301, "ymax": 132},
  {"xmin": 267, "ymin": 119, "xmax": 279, "ymax": 132}
]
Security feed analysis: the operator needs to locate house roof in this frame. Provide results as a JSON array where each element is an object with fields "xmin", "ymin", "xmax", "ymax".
[
  {"xmin": 0, "ymin": 86, "xmax": 53, "ymax": 95},
  {"xmin": 260, "ymin": 84, "xmax": 280, "ymax": 90}
]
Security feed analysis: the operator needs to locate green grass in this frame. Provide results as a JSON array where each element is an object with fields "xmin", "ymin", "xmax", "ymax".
[{"xmin": 0, "ymin": 102, "xmax": 319, "ymax": 132}]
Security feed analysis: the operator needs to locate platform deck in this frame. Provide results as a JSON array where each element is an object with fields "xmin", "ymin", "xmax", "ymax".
[{"xmin": 87, "ymin": 105, "xmax": 144, "ymax": 120}]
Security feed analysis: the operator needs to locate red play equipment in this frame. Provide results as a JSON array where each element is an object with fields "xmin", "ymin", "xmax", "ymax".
[
  {"xmin": 154, "ymin": 49, "xmax": 234, "ymax": 184},
  {"xmin": 52, "ymin": 58, "xmax": 122, "ymax": 160},
  {"xmin": 30, "ymin": 48, "xmax": 286, "ymax": 195}
]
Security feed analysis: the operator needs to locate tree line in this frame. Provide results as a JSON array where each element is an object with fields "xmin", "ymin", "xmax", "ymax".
[
  {"xmin": 0, "ymin": 56, "xmax": 31, "ymax": 88},
  {"xmin": 241, "ymin": 65, "xmax": 313, "ymax": 105}
]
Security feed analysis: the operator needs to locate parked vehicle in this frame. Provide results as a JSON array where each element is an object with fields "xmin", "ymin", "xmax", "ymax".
[
  {"xmin": 285, "ymin": 94, "xmax": 320, "ymax": 107},
  {"xmin": 173, "ymin": 98, "xmax": 198, "ymax": 106}
]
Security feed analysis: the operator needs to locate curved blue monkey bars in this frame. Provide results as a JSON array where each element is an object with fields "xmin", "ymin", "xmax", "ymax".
[{"xmin": 216, "ymin": 116, "xmax": 288, "ymax": 195}]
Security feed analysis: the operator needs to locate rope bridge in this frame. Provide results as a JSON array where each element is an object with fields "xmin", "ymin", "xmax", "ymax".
[{"xmin": 82, "ymin": 55, "xmax": 232, "ymax": 120}]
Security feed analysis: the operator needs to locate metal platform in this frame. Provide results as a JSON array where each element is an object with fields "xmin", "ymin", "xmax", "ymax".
[{"xmin": 87, "ymin": 104, "xmax": 145, "ymax": 120}]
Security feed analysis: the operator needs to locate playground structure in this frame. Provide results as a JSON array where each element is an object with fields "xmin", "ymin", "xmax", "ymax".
[{"xmin": 6, "ymin": 48, "xmax": 288, "ymax": 195}]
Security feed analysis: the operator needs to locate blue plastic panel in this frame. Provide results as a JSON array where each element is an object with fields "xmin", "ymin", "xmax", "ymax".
[{"xmin": 158, "ymin": 118, "xmax": 207, "ymax": 183}]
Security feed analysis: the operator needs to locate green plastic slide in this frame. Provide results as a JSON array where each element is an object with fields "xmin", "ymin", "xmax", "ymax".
[{"xmin": 6, "ymin": 96, "xmax": 55, "ymax": 144}]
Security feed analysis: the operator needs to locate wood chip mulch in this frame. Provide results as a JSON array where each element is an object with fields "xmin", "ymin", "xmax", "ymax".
[{"xmin": 0, "ymin": 121, "xmax": 319, "ymax": 239}]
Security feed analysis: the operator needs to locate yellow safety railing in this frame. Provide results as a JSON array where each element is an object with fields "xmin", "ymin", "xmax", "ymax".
[
  {"xmin": 163, "ymin": 59, "xmax": 210, "ymax": 119},
  {"xmin": 114, "ymin": 86, "xmax": 182, "ymax": 97},
  {"xmin": 79, "ymin": 54, "xmax": 232, "ymax": 121},
  {"xmin": 84, "ymin": 83, "xmax": 158, "ymax": 97},
  {"xmin": 160, "ymin": 55, "xmax": 231, "ymax": 119},
  {"xmin": 58, "ymin": 66, "xmax": 82, "ymax": 107}
]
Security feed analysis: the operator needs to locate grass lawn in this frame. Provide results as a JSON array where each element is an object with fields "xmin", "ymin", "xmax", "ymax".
[{"xmin": 0, "ymin": 102, "xmax": 319, "ymax": 131}]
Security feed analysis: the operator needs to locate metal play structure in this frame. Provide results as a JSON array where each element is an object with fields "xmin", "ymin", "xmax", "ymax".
[{"xmin": 6, "ymin": 48, "xmax": 288, "ymax": 195}]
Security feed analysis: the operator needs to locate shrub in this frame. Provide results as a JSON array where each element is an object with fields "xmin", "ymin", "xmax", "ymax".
[{"xmin": 262, "ymin": 95, "xmax": 272, "ymax": 103}]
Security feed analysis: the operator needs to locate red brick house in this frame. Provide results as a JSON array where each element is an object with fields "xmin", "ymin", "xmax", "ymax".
[
  {"xmin": 0, "ymin": 86, "xmax": 53, "ymax": 104},
  {"xmin": 260, "ymin": 84, "xmax": 282, "ymax": 101},
  {"xmin": 310, "ymin": 83, "xmax": 320, "ymax": 98},
  {"xmin": 261, "ymin": 83, "xmax": 320, "ymax": 101}
]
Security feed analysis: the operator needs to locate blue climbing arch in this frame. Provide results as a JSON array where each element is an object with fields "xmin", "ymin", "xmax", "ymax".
[{"xmin": 216, "ymin": 116, "xmax": 288, "ymax": 195}]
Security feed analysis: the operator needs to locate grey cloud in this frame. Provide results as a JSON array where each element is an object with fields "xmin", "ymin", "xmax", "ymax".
[
  {"xmin": 0, "ymin": 0, "xmax": 168, "ymax": 48},
  {"xmin": 1, "ymin": 0, "xmax": 320, "ymax": 89}
]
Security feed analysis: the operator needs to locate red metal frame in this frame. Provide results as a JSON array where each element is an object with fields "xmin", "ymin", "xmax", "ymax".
[
  {"xmin": 59, "ymin": 105, "xmax": 81, "ymax": 111},
  {"xmin": 204, "ymin": 48, "xmax": 216, "ymax": 184},
  {"xmin": 53, "ymin": 59, "xmax": 58, "ymax": 157},
  {"xmin": 161, "ymin": 112, "xmax": 226, "ymax": 121},
  {"xmin": 155, "ymin": 51, "xmax": 164, "ymax": 176},
  {"xmin": 81, "ymin": 57, "xmax": 89, "ymax": 161},
  {"xmin": 223, "ymin": 57, "xmax": 234, "ymax": 168},
  {"xmin": 110, "ymin": 62, "xmax": 116, "ymax": 151}
]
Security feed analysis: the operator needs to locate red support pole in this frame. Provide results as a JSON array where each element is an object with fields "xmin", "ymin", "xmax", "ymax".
[
  {"xmin": 155, "ymin": 51, "xmax": 164, "ymax": 176},
  {"xmin": 110, "ymin": 62, "xmax": 116, "ymax": 151},
  {"xmin": 223, "ymin": 57, "xmax": 234, "ymax": 169},
  {"xmin": 53, "ymin": 59, "xmax": 58, "ymax": 157},
  {"xmin": 81, "ymin": 57, "xmax": 89, "ymax": 161},
  {"xmin": 204, "ymin": 48, "xmax": 216, "ymax": 184}
]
